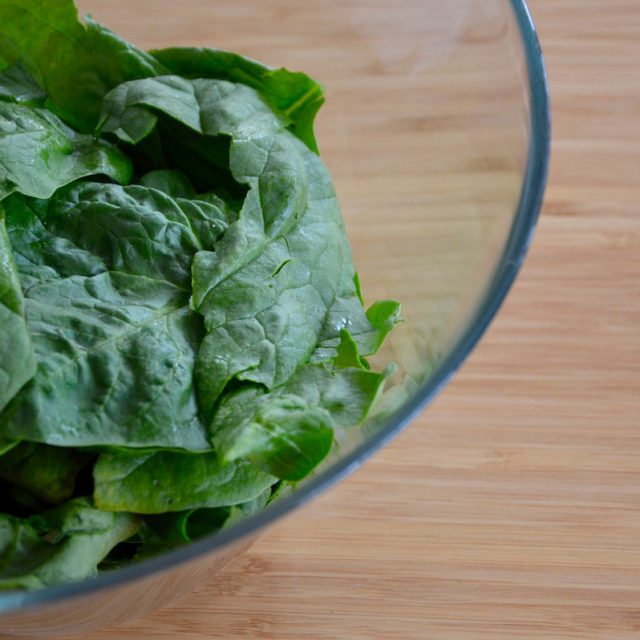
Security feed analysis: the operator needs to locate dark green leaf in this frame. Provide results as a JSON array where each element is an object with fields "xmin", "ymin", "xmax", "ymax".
[
  {"xmin": 215, "ymin": 393, "xmax": 334, "ymax": 481},
  {"xmin": 140, "ymin": 169, "xmax": 195, "ymax": 199},
  {"xmin": 0, "ymin": 207, "xmax": 35, "ymax": 412},
  {"xmin": 0, "ymin": 438, "xmax": 16, "ymax": 456},
  {"xmin": 0, "ymin": 443, "xmax": 91, "ymax": 504},
  {"xmin": 314, "ymin": 296, "xmax": 401, "ymax": 362},
  {"xmin": 284, "ymin": 362, "xmax": 389, "ymax": 430},
  {"xmin": 0, "ymin": 1, "xmax": 166, "ymax": 131},
  {"xmin": 140, "ymin": 487, "xmax": 270, "ymax": 551},
  {"xmin": 144, "ymin": 508, "xmax": 229, "ymax": 547}
]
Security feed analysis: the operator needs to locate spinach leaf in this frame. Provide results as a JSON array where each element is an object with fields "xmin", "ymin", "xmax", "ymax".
[
  {"xmin": 143, "ymin": 509, "xmax": 229, "ymax": 547},
  {"xmin": 99, "ymin": 76, "xmax": 382, "ymax": 419},
  {"xmin": 222, "ymin": 487, "xmax": 272, "ymax": 528},
  {"xmin": 93, "ymin": 452, "xmax": 276, "ymax": 514},
  {"xmin": 0, "ymin": 0, "xmax": 166, "ymax": 131},
  {"xmin": 313, "ymin": 289, "xmax": 402, "ymax": 362},
  {"xmin": 0, "ymin": 101, "xmax": 132, "ymax": 200},
  {"xmin": 214, "ymin": 393, "xmax": 334, "ymax": 481},
  {"xmin": 152, "ymin": 48, "xmax": 324, "ymax": 153},
  {"xmin": 283, "ymin": 361, "xmax": 391, "ymax": 430},
  {"xmin": 0, "ymin": 498, "xmax": 139, "ymax": 589},
  {"xmin": 212, "ymin": 335, "xmax": 389, "ymax": 480},
  {"xmin": 0, "ymin": 184, "xmax": 226, "ymax": 450},
  {"xmin": 0, "ymin": 206, "xmax": 35, "ymax": 412}
]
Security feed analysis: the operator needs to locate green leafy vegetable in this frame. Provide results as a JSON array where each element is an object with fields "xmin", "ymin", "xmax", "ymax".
[
  {"xmin": 143, "ymin": 487, "xmax": 271, "ymax": 547},
  {"xmin": 98, "ymin": 75, "xmax": 389, "ymax": 415},
  {"xmin": 0, "ymin": 438, "xmax": 16, "ymax": 456},
  {"xmin": 0, "ymin": 101, "xmax": 131, "ymax": 200},
  {"xmin": 0, "ymin": 0, "xmax": 400, "ymax": 590},
  {"xmin": 214, "ymin": 393, "xmax": 334, "ymax": 481},
  {"xmin": 0, "ymin": 61, "xmax": 45, "ymax": 105},
  {"xmin": 211, "ymin": 339, "xmax": 390, "ymax": 480},
  {"xmin": 0, "ymin": 206, "xmax": 35, "ymax": 412},
  {"xmin": 0, "ymin": 499, "xmax": 139, "ymax": 589},
  {"xmin": 0, "ymin": 0, "xmax": 165, "ymax": 131},
  {"xmin": 93, "ymin": 452, "xmax": 275, "ymax": 514},
  {"xmin": 0, "ymin": 186, "xmax": 225, "ymax": 450},
  {"xmin": 151, "ymin": 47, "xmax": 324, "ymax": 152}
]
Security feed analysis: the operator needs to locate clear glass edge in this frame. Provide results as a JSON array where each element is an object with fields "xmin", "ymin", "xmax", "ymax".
[{"xmin": 0, "ymin": 0, "xmax": 551, "ymax": 614}]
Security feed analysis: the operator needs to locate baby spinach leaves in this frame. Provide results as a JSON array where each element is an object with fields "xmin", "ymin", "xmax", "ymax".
[{"xmin": 0, "ymin": 0, "xmax": 399, "ymax": 589}]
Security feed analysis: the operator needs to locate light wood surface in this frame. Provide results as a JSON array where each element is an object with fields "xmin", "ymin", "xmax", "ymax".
[{"xmin": 69, "ymin": 1, "xmax": 640, "ymax": 638}]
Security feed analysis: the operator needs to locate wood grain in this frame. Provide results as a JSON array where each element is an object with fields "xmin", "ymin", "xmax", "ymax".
[{"xmin": 68, "ymin": 0, "xmax": 640, "ymax": 638}]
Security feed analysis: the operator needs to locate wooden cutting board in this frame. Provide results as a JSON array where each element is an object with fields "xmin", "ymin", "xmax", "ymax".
[{"xmin": 71, "ymin": 1, "xmax": 640, "ymax": 638}]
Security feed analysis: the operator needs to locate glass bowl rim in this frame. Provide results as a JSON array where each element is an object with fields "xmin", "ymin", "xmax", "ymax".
[{"xmin": 0, "ymin": 0, "xmax": 550, "ymax": 615}]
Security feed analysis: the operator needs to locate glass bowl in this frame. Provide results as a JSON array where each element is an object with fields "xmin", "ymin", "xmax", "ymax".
[{"xmin": 0, "ymin": 0, "xmax": 549, "ymax": 635}]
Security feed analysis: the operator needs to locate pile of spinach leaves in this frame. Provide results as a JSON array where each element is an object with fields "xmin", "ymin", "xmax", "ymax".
[{"xmin": 0, "ymin": 0, "xmax": 399, "ymax": 589}]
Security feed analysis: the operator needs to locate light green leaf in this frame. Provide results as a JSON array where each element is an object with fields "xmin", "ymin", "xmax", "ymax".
[
  {"xmin": 0, "ymin": 498, "xmax": 139, "ymax": 589},
  {"xmin": 93, "ymin": 452, "xmax": 276, "ymax": 514},
  {"xmin": 140, "ymin": 169, "xmax": 196, "ymax": 199}
]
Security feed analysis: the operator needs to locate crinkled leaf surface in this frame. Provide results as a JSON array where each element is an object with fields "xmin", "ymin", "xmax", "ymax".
[
  {"xmin": 0, "ymin": 4, "xmax": 400, "ymax": 590},
  {"xmin": 99, "ymin": 76, "xmax": 384, "ymax": 419},
  {"xmin": 0, "ymin": 208, "xmax": 35, "ymax": 412},
  {"xmin": 0, "ymin": 184, "xmax": 227, "ymax": 449}
]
